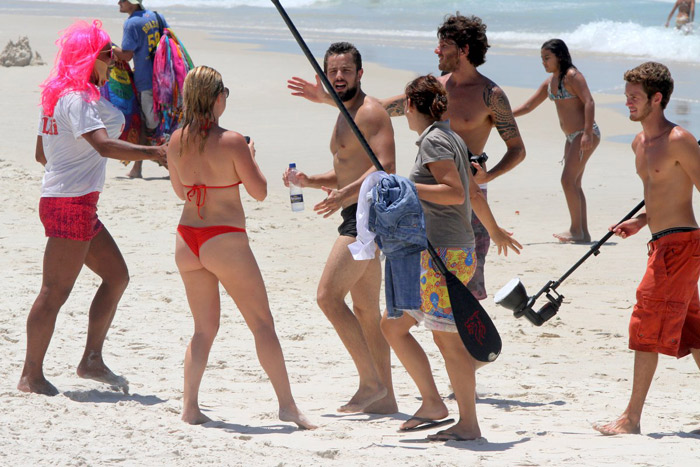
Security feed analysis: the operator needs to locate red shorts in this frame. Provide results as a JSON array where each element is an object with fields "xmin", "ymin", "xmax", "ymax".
[
  {"xmin": 39, "ymin": 192, "xmax": 103, "ymax": 241},
  {"xmin": 630, "ymin": 229, "xmax": 700, "ymax": 358}
]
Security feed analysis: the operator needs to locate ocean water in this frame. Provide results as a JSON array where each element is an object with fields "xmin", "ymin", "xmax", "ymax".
[{"xmin": 11, "ymin": 0, "xmax": 700, "ymax": 135}]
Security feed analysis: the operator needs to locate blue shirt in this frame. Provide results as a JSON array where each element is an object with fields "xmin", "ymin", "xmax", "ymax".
[{"xmin": 121, "ymin": 9, "xmax": 169, "ymax": 92}]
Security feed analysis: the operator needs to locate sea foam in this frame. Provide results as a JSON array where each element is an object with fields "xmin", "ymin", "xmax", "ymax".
[{"xmin": 491, "ymin": 20, "xmax": 700, "ymax": 64}]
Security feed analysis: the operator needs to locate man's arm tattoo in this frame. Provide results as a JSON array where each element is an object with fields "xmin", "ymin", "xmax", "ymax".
[
  {"xmin": 483, "ymin": 84, "xmax": 520, "ymax": 141},
  {"xmin": 385, "ymin": 97, "xmax": 406, "ymax": 117}
]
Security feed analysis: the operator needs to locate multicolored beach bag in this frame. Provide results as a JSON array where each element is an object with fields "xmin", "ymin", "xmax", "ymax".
[
  {"xmin": 152, "ymin": 28, "xmax": 194, "ymax": 139},
  {"xmin": 100, "ymin": 58, "xmax": 142, "ymax": 145}
]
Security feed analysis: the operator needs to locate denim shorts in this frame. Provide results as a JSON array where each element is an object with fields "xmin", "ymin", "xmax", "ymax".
[{"xmin": 385, "ymin": 252, "xmax": 422, "ymax": 319}]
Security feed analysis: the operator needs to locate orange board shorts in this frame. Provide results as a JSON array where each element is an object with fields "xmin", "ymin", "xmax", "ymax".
[{"xmin": 630, "ymin": 229, "xmax": 700, "ymax": 358}]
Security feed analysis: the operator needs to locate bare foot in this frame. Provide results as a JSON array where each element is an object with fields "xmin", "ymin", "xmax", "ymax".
[
  {"xmin": 77, "ymin": 355, "xmax": 129, "ymax": 394},
  {"xmin": 593, "ymin": 416, "xmax": 641, "ymax": 435},
  {"xmin": 182, "ymin": 409, "xmax": 212, "ymax": 425},
  {"xmin": 280, "ymin": 406, "xmax": 318, "ymax": 430},
  {"xmin": 427, "ymin": 424, "xmax": 481, "ymax": 442},
  {"xmin": 553, "ymin": 231, "xmax": 591, "ymax": 243},
  {"xmin": 17, "ymin": 376, "xmax": 59, "ymax": 396},
  {"xmin": 400, "ymin": 402, "xmax": 449, "ymax": 430},
  {"xmin": 127, "ymin": 160, "xmax": 143, "ymax": 178},
  {"xmin": 363, "ymin": 392, "xmax": 398, "ymax": 414},
  {"xmin": 338, "ymin": 385, "xmax": 387, "ymax": 413}
]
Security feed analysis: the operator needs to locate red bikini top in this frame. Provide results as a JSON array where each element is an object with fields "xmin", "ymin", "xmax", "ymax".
[{"xmin": 183, "ymin": 182, "xmax": 242, "ymax": 219}]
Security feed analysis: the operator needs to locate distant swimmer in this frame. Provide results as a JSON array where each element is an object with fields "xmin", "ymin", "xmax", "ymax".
[
  {"xmin": 665, "ymin": 0, "xmax": 695, "ymax": 31},
  {"xmin": 514, "ymin": 39, "xmax": 600, "ymax": 244}
]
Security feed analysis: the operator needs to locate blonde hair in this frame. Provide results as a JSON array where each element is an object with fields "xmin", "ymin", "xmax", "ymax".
[{"xmin": 180, "ymin": 65, "xmax": 225, "ymax": 155}]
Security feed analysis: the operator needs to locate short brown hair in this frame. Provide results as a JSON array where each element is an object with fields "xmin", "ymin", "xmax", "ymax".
[
  {"xmin": 623, "ymin": 62, "xmax": 674, "ymax": 109},
  {"xmin": 323, "ymin": 42, "xmax": 362, "ymax": 73},
  {"xmin": 405, "ymin": 74, "xmax": 448, "ymax": 122},
  {"xmin": 437, "ymin": 14, "xmax": 489, "ymax": 67}
]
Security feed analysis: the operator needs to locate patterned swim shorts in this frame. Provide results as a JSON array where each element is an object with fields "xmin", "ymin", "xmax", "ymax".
[
  {"xmin": 39, "ymin": 192, "xmax": 103, "ymax": 241},
  {"xmin": 407, "ymin": 247, "xmax": 477, "ymax": 332}
]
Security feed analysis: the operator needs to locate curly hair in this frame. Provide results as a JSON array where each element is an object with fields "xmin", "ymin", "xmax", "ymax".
[
  {"xmin": 437, "ymin": 14, "xmax": 490, "ymax": 67},
  {"xmin": 40, "ymin": 20, "xmax": 111, "ymax": 117},
  {"xmin": 405, "ymin": 74, "xmax": 448, "ymax": 122},
  {"xmin": 623, "ymin": 62, "xmax": 674, "ymax": 109}
]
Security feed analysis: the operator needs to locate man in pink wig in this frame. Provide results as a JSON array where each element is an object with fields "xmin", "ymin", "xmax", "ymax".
[{"xmin": 18, "ymin": 20, "xmax": 166, "ymax": 396}]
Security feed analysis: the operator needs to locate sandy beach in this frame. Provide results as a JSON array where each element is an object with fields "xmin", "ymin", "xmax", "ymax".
[{"xmin": 1, "ymin": 8, "xmax": 699, "ymax": 466}]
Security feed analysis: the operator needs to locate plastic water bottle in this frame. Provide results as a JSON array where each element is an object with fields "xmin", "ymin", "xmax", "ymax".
[{"xmin": 288, "ymin": 163, "xmax": 304, "ymax": 212}]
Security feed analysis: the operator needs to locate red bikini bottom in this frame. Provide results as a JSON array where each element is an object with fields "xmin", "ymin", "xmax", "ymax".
[{"xmin": 177, "ymin": 224, "xmax": 246, "ymax": 257}]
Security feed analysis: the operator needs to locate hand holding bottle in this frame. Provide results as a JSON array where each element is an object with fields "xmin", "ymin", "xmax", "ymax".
[{"xmin": 286, "ymin": 163, "xmax": 305, "ymax": 212}]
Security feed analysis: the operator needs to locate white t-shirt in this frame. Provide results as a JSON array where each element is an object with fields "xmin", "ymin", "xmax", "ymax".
[{"xmin": 37, "ymin": 91, "xmax": 125, "ymax": 197}]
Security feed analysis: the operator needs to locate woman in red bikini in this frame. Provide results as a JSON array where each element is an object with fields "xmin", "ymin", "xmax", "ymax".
[
  {"xmin": 167, "ymin": 66, "xmax": 315, "ymax": 429},
  {"xmin": 18, "ymin": 20, "xmax": 166, "ymax": 397}
]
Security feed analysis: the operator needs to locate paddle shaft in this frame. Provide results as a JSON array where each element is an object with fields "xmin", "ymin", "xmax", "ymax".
[
  {"xmin": 271, "ymin": 0, "xmax": 450, "ymax": 276},
  {"xmin": 552, "ymin": 200, "xmax": 646, "ymax": 289}
]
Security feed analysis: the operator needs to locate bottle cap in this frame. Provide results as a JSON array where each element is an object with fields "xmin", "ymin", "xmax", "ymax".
[{"xmin": 289, "ymin": 163, "xmax": 296, "ymax": 169}]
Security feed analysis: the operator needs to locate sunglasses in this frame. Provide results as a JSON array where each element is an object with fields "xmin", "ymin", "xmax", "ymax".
[
  {"xmin": 222, "ymin": 87, "xmax": 229, "ymax": 99},
  {"xmin": 99, "ymin": 47, "xmax": 114, "ymax": 61}
]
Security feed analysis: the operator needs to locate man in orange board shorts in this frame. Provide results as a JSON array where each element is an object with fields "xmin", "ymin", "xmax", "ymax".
[{"xmin": 594, "ymin": 62, "xmax": 700, "ymax": 435}]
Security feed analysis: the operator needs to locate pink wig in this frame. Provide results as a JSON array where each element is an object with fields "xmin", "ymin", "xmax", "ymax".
[{"xmin": 40, "ymin": 20, "xmax": 111, "ymax": 117}]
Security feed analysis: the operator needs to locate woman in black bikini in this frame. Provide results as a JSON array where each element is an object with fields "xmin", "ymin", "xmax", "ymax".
[
  {"xmin": 167, "ymin": 65, "xmax": 315, "ymax": 429},
  {"xmin": 514, "ymin": 39, "xmax": 600, "ymax": 243}
]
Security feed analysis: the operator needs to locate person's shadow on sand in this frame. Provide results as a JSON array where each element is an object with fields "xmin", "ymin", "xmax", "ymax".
[
  {"xmin": 399, "ymin": 435, "xmax": 531, "ymax": 450},
  {"xmin": 647, "ymin": 430, "xmax": 700, "ymax": 439},
  {"xmin": 522, "ymin": 239, "xmax": 616, "ymax": 247},
  {"xmin": 321, "ymin": 412, "xmax": 397, "ymax": 421},
  {"xmin": 202, "ymin": 421, "xmax": 299, "ymax": 435},
  {"xmin": 63, "ymin": 389, "xmax": 166, "ymax": 406},
  {"xmin": 115, "ymin": 175, "xmax": 170, "ymax": 181},
  {"xmin": 478, "ymin": 397, "xmax": 566, "ymax": 409}
]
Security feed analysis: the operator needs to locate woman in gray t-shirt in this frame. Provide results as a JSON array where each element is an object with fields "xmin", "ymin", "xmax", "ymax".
[{"xmin": 380, "ymin": 75, "xmax": 520, "ymax": 441}]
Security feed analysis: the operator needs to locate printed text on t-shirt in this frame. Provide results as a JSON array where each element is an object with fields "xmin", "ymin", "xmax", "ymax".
[{"xmin": 41, "ymin": 116, "xmax": 58, "ymax": 135}]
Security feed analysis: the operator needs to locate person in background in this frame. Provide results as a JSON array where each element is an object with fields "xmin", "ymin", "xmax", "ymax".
[
  {"xmin": 665, "ymin": 0, "xmax": 695, "ymax": 30},
  {"xmin": 114, "ymin": 0, "xmax": 169, "ymax": 178},
  {"xmin": 514, "ymin": 39, "xmax": 600, "ymax": 243}
]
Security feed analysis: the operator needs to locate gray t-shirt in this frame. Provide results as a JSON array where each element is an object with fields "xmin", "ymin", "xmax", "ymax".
[{"xmin": 408, "ymin": 120, "xmax": 475, "ymax": 248}]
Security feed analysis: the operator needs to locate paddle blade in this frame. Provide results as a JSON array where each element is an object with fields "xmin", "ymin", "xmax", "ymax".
[{"xmin": 446, "ymin": 271, "xmax": 502, "ymax": 362}]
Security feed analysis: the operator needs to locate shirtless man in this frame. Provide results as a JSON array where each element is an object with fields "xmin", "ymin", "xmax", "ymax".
[
  {"xmin": 665, "ymin": 0, "xmax": 695, "ymax": 30},
  {"xmin": 283, "ymin": 42, "xmax": 398, "ymax": 414},
  {"xmin": 385, "ymin": 14, "xmax": 525, "ymax": 300},
  {"xmin": 288, "ymin": 15, "xmax": 526, "ymax": 301},
  {"xmin": 594, "ymin": 62, "xmax": 700, "ymax": 435}
]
